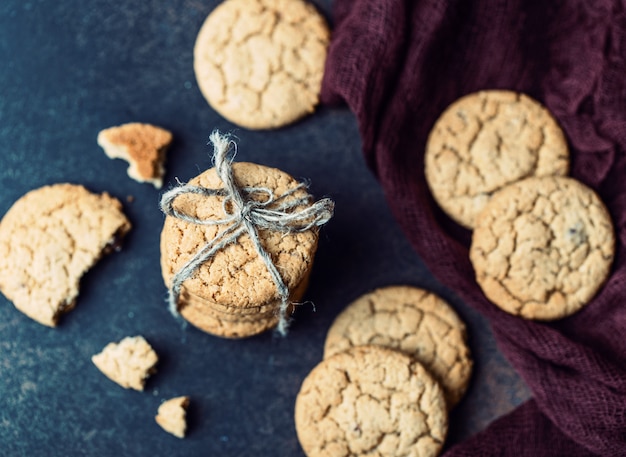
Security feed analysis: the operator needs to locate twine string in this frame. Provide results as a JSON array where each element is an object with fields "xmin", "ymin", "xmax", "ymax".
[{"xmin": 160, "ymin": 131, "xmax": 334, "ymax": 335}]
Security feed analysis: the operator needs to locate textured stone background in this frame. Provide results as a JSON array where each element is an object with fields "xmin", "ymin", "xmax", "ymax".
[{"xmin": 0, "ymin": 1, "xmax": 529, "ymax": 455}]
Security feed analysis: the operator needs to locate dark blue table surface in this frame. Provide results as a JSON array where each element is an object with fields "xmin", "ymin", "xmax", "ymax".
[{"xmin": 0, "ymin": 1, "xmax": 529, "ymax": 455}]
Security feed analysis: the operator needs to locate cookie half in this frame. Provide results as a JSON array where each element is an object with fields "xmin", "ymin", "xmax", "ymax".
[
  {"xmin": 0, "ymin": 184, "xmax": 131, "ymax": 326},
  {"xmin": 425, "ymin": 90, "xmax": 569, "ymax": 228},
  {"xmin": 324, "ymin": 286, "xmax": 472, "ymax": 408},
  {"xmin": 193, "ymin": 0, "xmax": 330, "ymax": 129},
  {"xmin": 470, "ymin": 176, "xmax": 615, "ymax": 320},
  {"xmin": 295, "ymin": 345, "xmax": 448, "ymax": 457}
]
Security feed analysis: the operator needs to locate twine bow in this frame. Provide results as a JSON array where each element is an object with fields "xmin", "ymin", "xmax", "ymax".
[{"xmin": 160, "ymin": 131, "xmax": 334, "ymax": 335}]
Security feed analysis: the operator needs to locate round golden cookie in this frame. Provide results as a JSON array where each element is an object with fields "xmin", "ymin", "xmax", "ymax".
[
  {"xmin": 425, "ymin": 90, "xmax": 569, "ymax": 229},
  {"xmin": 324, "ymin": 286, "xmax": 472, "ymax": 408},
  {"xmin": 295, "ymin": 345, "xmax": 448, "ymax": 457},
  {"xmin": 193, "ymin": 0, "xmax": 330, "ymax": 129},
  {"xmin": 160, "ymin": 162, "xmax": 320, "ymax": 335},
  {"xmin": 0, "ymin": 184, "xmax": 131, "ymax": 326},
  {"xmin": 470, "ymin": 176, "xmax": 615, "ymax": 320}
]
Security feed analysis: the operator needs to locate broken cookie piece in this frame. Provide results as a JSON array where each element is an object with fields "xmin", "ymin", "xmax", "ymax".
[
  {"xmin": 91, "ymin": 336, "xmax": 158, "ymax": 391},
  {"xmin": 0, "ymin": 183, "xmax": 131, "ymax": 327},
  {"xmin": 155, "ymin": 396, "xmax": 190, "ymax": 438},
  {"xmin": 97, "ymin": 123, "xmax": 173, "ymax": 188}
]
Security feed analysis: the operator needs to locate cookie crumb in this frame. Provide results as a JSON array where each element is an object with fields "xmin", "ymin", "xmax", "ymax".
[
  {"xmin": 91, "ymin": 336, "xmax": 158, "ymax": 391},
  {"xmin": 97, "ymin": 123, "xmax": 173, "ymax": 188},
  {"xmin": 155, "ymin": 396, "xmax": 190, "ymax": 438}
]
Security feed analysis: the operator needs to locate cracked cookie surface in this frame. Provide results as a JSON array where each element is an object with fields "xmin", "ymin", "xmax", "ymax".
[
  {"xmin": 470, "ymin": 176, "xmax": 615, "ymax": 320},
  {"xmin": 0, "ymin": 184, "xmax": 131, "ymax": 326},
  {"xmin": 324, "ymin": 286, "xmax": 472, "ymax": 408},
  {"xmin": 425, "ymin": 90, "xmax": 569, "ymax": 229},
  {"xmin": 193, "ymin": 0, "xmax": 330, "ymax": 129},
  {"xmin": 295, "ymin": 345, "xmax": 448, "ymax": 457}
]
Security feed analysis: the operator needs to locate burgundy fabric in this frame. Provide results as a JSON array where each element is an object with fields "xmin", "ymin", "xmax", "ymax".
[{"xmin": 321, "ymin": 1, "xmax": 626, "ymax": 455}]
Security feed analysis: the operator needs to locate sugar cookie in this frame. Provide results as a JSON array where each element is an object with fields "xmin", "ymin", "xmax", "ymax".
[
  {"xmin": 193, "ymin": 0, "xmax": 330, "ymax": 129},
  {"xmin": 295, "ymin": 345, "xmax": 448, "ymax": 457},
  {"xmin": 470, "ymin": 176, "xmax": 615, "ymax": 320},
  {"xmin": 425, "ymin": 90, "xmax": 569, "ymax": 228}
]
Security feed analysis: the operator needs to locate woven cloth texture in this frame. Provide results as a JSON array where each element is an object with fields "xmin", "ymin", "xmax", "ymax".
[{"xmin": 321, "ymin": 1, "xmax": 626, "ymax": 455}]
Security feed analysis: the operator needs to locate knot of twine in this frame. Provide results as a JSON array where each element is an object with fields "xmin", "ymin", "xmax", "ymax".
[{"xmin": 160, "ymin": 131, "xmax": 334, "ymax": 336}]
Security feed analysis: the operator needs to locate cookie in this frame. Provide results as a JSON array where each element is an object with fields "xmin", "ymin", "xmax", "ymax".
[
  {"xmin": 193, "ymin": 0, "xmax": 330, "ymax": 129},
  {"xmin": 324, "ymin": 286, "xmax": 472, "ymax": 408},
  {"xmin": 160, "ymin": 162, "xmax": 322, "ymax": 337},
  {"xmin": 177, "ymin": 273, "xmax": 309, "ymax": 339},
  {"xmin": 0, "ymin": 184, "xmax": 131, "ymax": 326},
  {"xmin": 470, "ymin": 176, "xmax": 615, "ymax": 320},
  {"xmin": 156, "ymin": 396, "xmax": 190, "ymax": 438},
  {"xmin": 91, "ymin": 336, "xmax": 158, "ymax": 391},
  {"xmin": 295, "ymin": 345, "xmax": 448, "ymax": 457},
  {"xmin": 177, "ymin": 296, "xmax": 287, "ymax": 339},
  {"xmin": 425, "ymin": 90, "xmax": 569, "ymax": 229},
  {"xmin": 97, "ymin": 122, "xmax": 173, "ymax": 188}
]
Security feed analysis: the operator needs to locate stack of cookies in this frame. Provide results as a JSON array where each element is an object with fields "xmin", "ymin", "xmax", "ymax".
[
  {"xmin": 295, "ymin": 286, "xmax": 472, "ymax": 457},
  {"xmin": 424, "ymin": 90, "xmax": 615, "ymax": 320},
  {"xmin": 160, "ymin": 157, "xmax": 330, "ymax": 338}
]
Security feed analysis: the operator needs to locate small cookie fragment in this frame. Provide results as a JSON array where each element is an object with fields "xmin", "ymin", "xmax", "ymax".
[
  {"xmin": 97, "ymin": 122, "xmax": 173, "ymax": 188},
  {"xmin": 91, "ymin": 336, "xmax": 158, "ymax": 391},
  {"xmin": 324, "ymin": 286, "xmax": 472, "ymax": 408},
  {"xmin": 295, "ymin": 345, "xmax": 448, "ymax": 457},
  {"xmin": 0, "ymin": 184, "xmax": 131, "ymax": 326},
  {"xmin": 470, "ymin": 176, "xmax": 615, "ymax": 320},
  {"xmin": 193, "ymin": 0, "xmax": 330, "ymax": 129},
  {"xmin": 425, "ymin": 90, "xmax": 569, "ymax": 228},
  {"xmin": 156, "ymin": 396, "xmax": 190, "ymax": 439}
]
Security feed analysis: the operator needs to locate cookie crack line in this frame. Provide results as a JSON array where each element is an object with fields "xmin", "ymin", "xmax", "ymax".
[
  {"xmin": 356, "ymin": 431, "xmax": 391, "ymax": 456},
  {"xmin": 465, "ymin": 114, "xmax": 483, "ymax": 161}
]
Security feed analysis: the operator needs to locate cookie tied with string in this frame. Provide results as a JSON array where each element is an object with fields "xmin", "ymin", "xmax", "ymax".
[{"xmin": 159, "ymin": 131, "xmax": 333, "ymax": 338}]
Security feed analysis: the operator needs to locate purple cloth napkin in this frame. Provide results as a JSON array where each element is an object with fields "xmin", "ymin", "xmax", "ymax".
[{"xmin": 321, "ymin": 0, "xmax": 626, "ymax": 455}]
